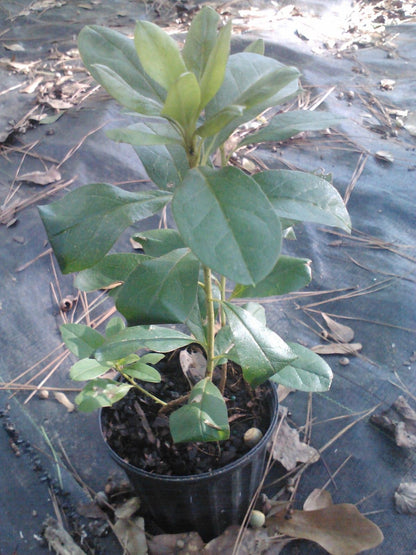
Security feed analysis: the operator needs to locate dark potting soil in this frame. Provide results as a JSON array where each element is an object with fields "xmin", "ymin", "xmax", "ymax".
[{"xmin": 101, "ymin": 350, "xmax": 273, "ymax": 476}]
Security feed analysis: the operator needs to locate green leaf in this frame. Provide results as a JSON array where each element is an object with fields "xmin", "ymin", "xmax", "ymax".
[
  {"xmin": 241, "ymin": 302, "xmax": 267, "ymax": 325},
  {"xmin": 270, "ymin": 342, "xmax": 333, "ymax": 391},
  {"xmin": 124, "ymin": 362, "xmax": 161, "ymax": 383},
  {"xmin": 134, "ymin": 21, "xmax": 186, "ymax": 90},
  {"xmin": 116, "ymin": 248, "xmax": 200, "ymax": 325},
  {"xmin": 223, "ymin": 302, "xmax": 296, "ymax": 387},
  {"xmin": 78, "ymin": 25, "xmax": 165, "ymax": 104},
  {"xmin": 183, "ymin": 6, "xmax": 220, "ymax": 80},
  {"xmin": 95, "ymin": 326, "xmax": 194, "ymax": 362},
  {"xmin": 38, "ymin": 183, "xmax": 172, "ymax": 273},
  {"xmin": 196, "ymin": 105, "xmax": 244, "ymax": 138},
  {"xmin": 60, "ymin": 323, "xmax": 105, "ymax": 358},
  {"xmin": 231, "ymin": 255, "xmax": 312, "ymax": 298},
  {"xmin": 172, "ymin": 166, "xmax": 282, "ymax": 285},
  {"xmin": 236, "ymin": 66, "xmax": 300, "ymax": 110},
  {"xmin": 170, "ymin": 378, "xmax": 229, "ymax": 443},
  {"xmin": 70, "ymin": 358, "xmax": 112, "ymax": 381},
  {"xmin": 75, "ymin": 253, "xmax": 150, "ymax": 292},
  {"xmin": 91, "ymin": 64, "xmax": 162, "ymax": 115},
  {"xmin": 133, "ymin": 229, "xmax": 185, "ymax": 257},
  {"xmin": 162, "ymin": 71, "xmax": 201, "ymax": 131},
  {"xmin": 238, "ymin": 111, "xmax": 342, "ymax": 147},
  {"xmin": 106, "ymin": 317, "xmax": 125, "ymax": 337},
  {"xmin": 75, "ymin": 379, "xmax": 132, "ymax": 412},
  {"xmin": 106, "ymin": 120, "xmax": 182, "ymax": 147},
  {"xmin": 199, "ymin": 21, "xmax": 232, "ymax": 108},
  {"xmin": 133, "ymin": 142, "xmax": 189, "ymax": 190},
  {"xmin": 206, "ymin": 52, "xmax": 300, "ymax": 151},
  {"xmin": 140, "ymin": 353, "xmax": 165, "ymax": 365},
  {"xmin": 253, "ymin": 170, "xmax": 351, "ymax": 232},
  {"xmin": 244, "ymin": 39, "xmax": 264, "ymax": 55}
]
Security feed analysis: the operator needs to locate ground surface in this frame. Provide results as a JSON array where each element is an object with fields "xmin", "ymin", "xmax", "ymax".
[{"xmin": 0, "ymin": 1, "xmax": 415, "ymax": 553}]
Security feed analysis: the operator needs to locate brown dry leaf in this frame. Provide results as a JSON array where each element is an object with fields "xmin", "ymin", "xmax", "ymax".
[
  {"xmin": 321, "ymin": 313, "xmax": 355, "ymax": 343},
  {"xmin": 394, "ymin": 482, "xmax": 416, "ymax": 514},
  {"xmin": 45, "ymin": 98, "xmax": 74, "ymax": 110},
  {"xmin": 148, "ymin": 531, "xmax": 204, "ymax": 555},
  {"xmin": 312, "ymin": 343, "xmax": 362, "ymax": 356},
  {"xmin": 113, "ymin": 515, "xmax": 148, "ymax": 555},
  {"xmin": 3, "ymin": 43, "xmax": 25, "ymax": 52},
  {"xmin": 403, "ymin": 111, "xmax": 416, "ymax": 136},
  {"xmin": 269, "ymin": 416, "xmax": 319, "ymax": 471},
  {"xmin": 114, "ymin": 497, "xmax": 141, "ymax": 519},
  {"xmin": 179, "ymin": 346, "xmax": 207, "ymax": 385},
  {"xmin": 277, "ymin": 384, "xmax": 295, "ymax": 403},
  {"xmin": 370, "ymin": 395, "xmax": 416, "ymax": 448},
  {"xmin": 203, "ymin": 524, "xmax": 272, "ymax": 554},
  {"xmin": 22, "ymin": 76, "xmax": 44, "ymax": 94},
  {"xmin": 375, "ymin": 150, "xmax": 394, "ymax": 163},
  {"xmin": 269, "ymin": 504, "xmax": 383, "ymax": 555},
  {"xmin": 303, "ymin": 489, "xmax": 333, "ymax": 511},
  {"xmin": 53, "ymin": 392, "xmax": 75, "ymax": 412},
  {"xmin": 43, "ymin": 517, "xmax": 86, "ymax": 554},
  {"xmin": 17, "ymin": 166, "xmax": 61, "ymax": 185}
]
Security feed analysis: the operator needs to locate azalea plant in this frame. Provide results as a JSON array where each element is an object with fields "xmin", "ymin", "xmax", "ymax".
[{"xmin": 39, "ymin": 7, "xmax": 351, "ymax": 445}]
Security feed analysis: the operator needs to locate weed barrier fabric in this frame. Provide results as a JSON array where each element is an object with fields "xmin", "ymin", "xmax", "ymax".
[{"xmin": 0, "ymin": 1, "xmax": 415, "ymax": 553}]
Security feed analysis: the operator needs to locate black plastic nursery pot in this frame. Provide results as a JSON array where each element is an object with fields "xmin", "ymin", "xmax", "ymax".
[{"xmin": 100, "ymin": 382, "xmax": 279, "ymax": 542}]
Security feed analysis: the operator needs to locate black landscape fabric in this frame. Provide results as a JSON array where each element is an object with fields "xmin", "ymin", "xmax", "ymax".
[{"xmin": 0, "ymin": 1, "xmax": 415, "ymax": 553}]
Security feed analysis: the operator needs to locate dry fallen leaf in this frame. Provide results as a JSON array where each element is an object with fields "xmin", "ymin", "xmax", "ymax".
[
  {"xmin": 148, "ymin": 531, "xmax": 204, "ymax": 555},
  {"xmin": 179, "ymin": 346, "xmax": 207, "ymax": 385},
  {"xmin": 22, "ymin": 76, "xmax": 44, "ymax": 94},
  {"xmin": 268, "ymin": 503, "xmax": 383, "ymax": 555},
  {"xmin": 394, "ymin": 482, "xmax": 416, "ymax": 514},
  {"xmin": 43, "ymin": 517, "xmax": 86, "ymax": 555},
  {"xmin": 403, "ymin": 111, "xmax": 416, "ymax": 136},
  {"xmin": 203, "ymin": 524, "xmax": 273, "ymax": 554},
  {"xmin": 3, "ymin": 43, "xmax": 25, "ymax": 52},
  {"xmin": 277, "ymin": 384, "xmax": 295, "ymax": 403},
  {"xmin": 113, "ymin": 515, "xmax": 147, "ymax": 555},
  {"xmin": 53, "ymin": 392, "xmax": 75, "ymax": 412},
  {"xmin": 375, "ymin": 150, "xmax": 394, "ymax": 163},
  {"xmin": 321, "ymin": 313, "xmax": 355, "ymax": 343},
  {"xmin": 114, "ymin": 497, "xmax": 141, "ymax": 519},
  {"xmin": 371, "ymin": 395, "xmax": 416, "ymax": 448},
  {"xmin": 312, "ymin": 343, "xmax": 362, "ymax": 356},
  {"xmin": 17, "ymin": 166, "xmax": 61, "ymax": 186},
  {"xmin": 303, "ymin": 489, "xmax": 333, "ymax": 511},
  {"xmin": 269, "ymin": 412, "xmax": 320, "ymax": 471}
]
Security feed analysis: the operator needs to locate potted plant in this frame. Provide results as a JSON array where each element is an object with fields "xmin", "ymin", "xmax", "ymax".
[{"xmin": 38, "ymin": 7, "xmax": 351, "ymax": 541}]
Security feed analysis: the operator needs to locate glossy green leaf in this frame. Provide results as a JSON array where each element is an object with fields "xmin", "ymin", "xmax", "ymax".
[
  {"xmin": 183, "ymin": 6, "xmax": 220, "ymax": 80},
  {"xmin": 133, "ymin": 143, "xmax": 189, "ymax": 190},
  {"xmin": 223, "ymin": 302, "xmax": 296, "ymax": 387},
  {"xmin": 78, "ymin": 25, "xmax": 165, "ymax": 103},
  {"xmin": 75, "ymin": 253, "xmax": 150, "ymax": 292},
  {"xmin": 196, "ymin": 105, "xmax": 244, "ymax": 138},
  {"xmin": 124, "ymin": 362, "xmax": 161, "ymax": 383},
  {"xmin": 116, "ymin": 249, "xmax": 200, "ymax": 325},
  {"xmin": 105, "ymin": 317, "xmax": 125, "ymax": 338},
  {"xmin": 199, "ymin": 21, "xmax": 232, "ymax": 108},
  {"xmin": 172, "ymin": 166, "xmax": 282, "ymax": 285},
  {"xmin": 236, "ymin": 66, "xmax": 300, "ymax": 110},
  {"xmin": 231, "ymin": 255, "xmax": 312, "ymax": 298},
  {"xmin": 270, "ymin": 342, "xmax": 333, "ymax": 391},
  {"xmin": 134, "ymin": 21, "xmax": 187, "ymax": 90},
  {"xmin": 244, "ymin": 39, "xmax": 264, "ymax": 55},
  {"xmin": 253, "ymin": 170, "xmax": 351, "ymax": 232},
  {"xmin": 133, "ymin": 229, "xmax": 185, "ymax": 257},
  {"xmin": 75, "ymin": 379, "xmax": 132, "ymax": 412},
  {"xmin": 60, "ymin": 323, "xmax": 105, "ymax": 358},
  {"xmin": 241, "ymin": 302, "xmax": 267, "ymax": 325},
  {"xmin": 239, "ymin": 111, "xmax": 342, "ymax": 147},
  {"xmin": 170, "ymin": 378, "xmax": 229, "ymax": 443},
  {"xmin": 90, "ymin": 64, "xmax": 162, "ymax": 115},
  {"xmin": 106, "ymin": 120, "xmax": 182, "ymax": 147},
  {"xmin": 206, "ymin": 52, "xmax": 300, "ymax": 150},
  {"xmin": 38, "ymin": 184, "xmax": 172, "ymax": 273},
  {"xmin": 162, "ymin": 71, "xmax": 201, "ymax": 131},
  {"xmin": 140, "ymin": 353, "xmax": 165, "ymax": 365},
  {"xmin": 70, "ymin": 358, "xmax": 111, "ymax": 381},
  {"xmin": 95, "ymin": 326, "xmax": 194, "ymax": 362}
]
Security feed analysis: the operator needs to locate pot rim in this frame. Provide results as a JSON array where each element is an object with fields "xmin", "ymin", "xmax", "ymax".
[{"xmin": 99, "ymin": 381, "xmax": 278, "ymax": 483}]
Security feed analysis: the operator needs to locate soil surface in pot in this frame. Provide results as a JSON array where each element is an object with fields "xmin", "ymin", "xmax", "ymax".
[{"xmin": 101, "ymin": 350, "xmax": 273, "ymax": 476}]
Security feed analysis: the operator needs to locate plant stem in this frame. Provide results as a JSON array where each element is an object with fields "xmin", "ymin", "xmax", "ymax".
[
  {"xmin": 120, "ymin": 371, "xmax": 167, "ymax": 406},
  {"xmin": 204, "ymin": 265, "xmax": 215, "ymax": 379}
]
